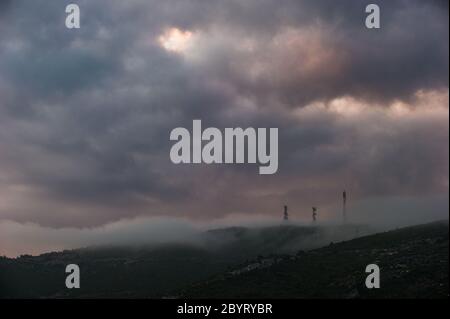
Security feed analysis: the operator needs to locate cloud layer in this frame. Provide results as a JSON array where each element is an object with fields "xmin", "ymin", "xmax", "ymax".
[{"xmin": 0, "ymin": 0, "xmax": 448, "ymax": 239}]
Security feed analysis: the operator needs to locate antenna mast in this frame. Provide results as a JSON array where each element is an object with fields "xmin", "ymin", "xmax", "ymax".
[
  {"xmin": 312, "ymin": 207, "xmax": 317, "ymax": 223},
  {"xmin": 343, "ymin": 190, "xmax": 347, "ymax": 224}
]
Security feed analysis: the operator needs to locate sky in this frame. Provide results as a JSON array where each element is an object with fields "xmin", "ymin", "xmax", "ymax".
[{"xmin": 0, "ymin": 0, "xmax": 448, "ymax": 256}]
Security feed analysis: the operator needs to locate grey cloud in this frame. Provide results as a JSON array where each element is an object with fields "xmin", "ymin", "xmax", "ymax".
[{"xmin": 0, "ymin": 0, "xmax": 448, "ymax": 228}]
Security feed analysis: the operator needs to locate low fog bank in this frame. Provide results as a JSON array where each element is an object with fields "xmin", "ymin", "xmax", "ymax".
[
  {"xmin": 0, "ymin": 218, "xmax": 203, "ymax": 258},
  {"xmin": 0, "ymin": 218, "xmax": 373, "ymax": 259},
  {"xmin": 0, "ymin": 195, "xmax": 448, "ymax": 258}
]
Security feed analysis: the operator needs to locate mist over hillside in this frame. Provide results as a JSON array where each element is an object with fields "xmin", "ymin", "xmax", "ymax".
[
  {"xmin": 5, "ymin": 202, "xmax": 445, "ymax": 258},
  {"xmin": 0, "ymin": 215, "xmax": 378, "ymax": 258},
  {"xmin": 0, "ymin": 223, "xmax": 372, "ymax": 298},
  {"xmin": 183, "ymin": 221, "xmax": 449, "ymax": 299},
  {"xmin": 1, "ymin": 220, "xmax": 447, "ymax": 299}
]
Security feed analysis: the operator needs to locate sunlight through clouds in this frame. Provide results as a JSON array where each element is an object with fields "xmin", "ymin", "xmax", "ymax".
[{"xmin": 158, "ymin": 27, "xmax": 194, "ymax": 54}]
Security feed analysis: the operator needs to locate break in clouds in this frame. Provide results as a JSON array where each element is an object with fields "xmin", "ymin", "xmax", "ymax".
[{"xmin": 0, "ymin": 0, "xmax": 448, "ymax": 255}]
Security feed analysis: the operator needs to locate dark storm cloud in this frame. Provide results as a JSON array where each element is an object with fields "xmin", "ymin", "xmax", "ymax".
[
  {"xmin": 0, "ymin": 0, "xmax": 448, "ymax": 229},
  {"xmin": 0, "ymin": 0, "xmax": 12, "ymax": 13},
  {"xmin": 194, "ymin": 0, "xmax": 448, "ymax": 106}
]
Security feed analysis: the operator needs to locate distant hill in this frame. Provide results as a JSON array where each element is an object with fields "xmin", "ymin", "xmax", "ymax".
[
  {"xmin": 181, "ymin": 221, "xmax": 449, "ymax": 299},
  {"xmin": 2, "ymin": 222, "xmax": 448, "ymax": 298},
  {"xmin": 0, "ymin": 223, "xmax": 369, "ymax": 298}
]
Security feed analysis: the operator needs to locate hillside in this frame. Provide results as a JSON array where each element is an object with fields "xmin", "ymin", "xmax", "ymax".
[
  {"xmin": 181, "ymin": 221, "xmax": 449, "ymax": 299},
  {"xmin": 0, "ymin": 223, "xmax": 368, "ymax": 298},
  {"xmin": 2, "ymin": 222, "xmax": 447, "ymax": 299}
]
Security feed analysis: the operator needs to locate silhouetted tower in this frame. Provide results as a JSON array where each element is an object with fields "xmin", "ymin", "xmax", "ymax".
[
  {"xmin": 283, "ymin": 205, "xmax": 288, "ymax": 221},
  {"xmin": 312, "ymin": 207, "xmax": 317, "ymax": 223},
  {"xmin": 343, "ymin": 190, "xmax": 347, "ymax": 224}
]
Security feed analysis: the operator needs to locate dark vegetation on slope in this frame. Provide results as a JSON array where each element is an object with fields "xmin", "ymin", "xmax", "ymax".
[
  {"xmin": 1, "ymin": 222, "xmax": 447, "ymax": 298},
  {"xmin": 182, "ymin": 221, "xmax": 449, "ymax": 299}
]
